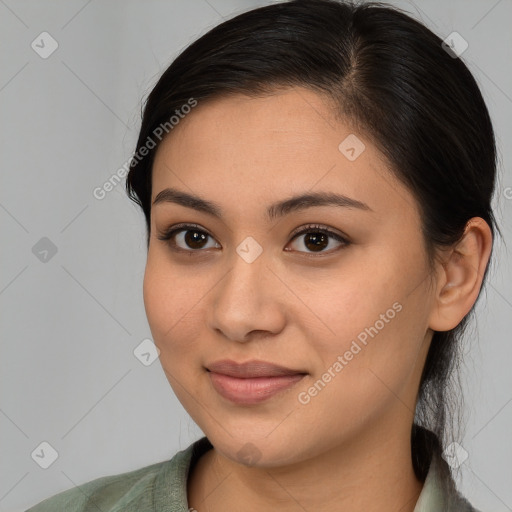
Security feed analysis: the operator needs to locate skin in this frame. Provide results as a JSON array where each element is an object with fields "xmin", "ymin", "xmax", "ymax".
[{"xmin": 143, "ymin": 87, "xmax": 492, "ymax": 512}]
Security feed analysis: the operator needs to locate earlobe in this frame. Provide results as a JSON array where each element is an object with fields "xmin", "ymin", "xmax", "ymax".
[{"xmin": 428, "ymin": 218, "xmax": 493, "ymax": 332}]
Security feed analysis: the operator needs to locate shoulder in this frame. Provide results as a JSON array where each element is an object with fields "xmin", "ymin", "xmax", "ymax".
[
  {"xmin": 25, "ymin": 459, "xmax": 168, "ymax": 512},
  {"xmin": 25, "ymin": 437, "xmax": 212, "ymax": 512}
]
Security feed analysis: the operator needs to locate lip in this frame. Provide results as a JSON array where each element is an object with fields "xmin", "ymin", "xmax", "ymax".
[
  {"xmin": 206, "ymin": 359, "xmax": 307, "ymax": 378},
  {"xmin": 206, "ymin": 359, "xmax": 307, "ymax": 405}
]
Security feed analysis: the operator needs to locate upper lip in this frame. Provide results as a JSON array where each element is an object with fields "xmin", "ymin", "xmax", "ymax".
[{"xmin": 206, "ymin": 359, "xmax": 307, "ymax": 378}]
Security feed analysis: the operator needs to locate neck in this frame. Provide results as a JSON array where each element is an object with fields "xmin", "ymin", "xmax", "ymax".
[{"xmin": 188, "ymin": 419, "xmax": 425, "ymax": 512}]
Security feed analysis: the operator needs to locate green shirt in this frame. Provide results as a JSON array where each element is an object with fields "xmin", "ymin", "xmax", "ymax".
[{"xmin": 26, "ymin": 436, "xmax": 480, "ymax": 511}]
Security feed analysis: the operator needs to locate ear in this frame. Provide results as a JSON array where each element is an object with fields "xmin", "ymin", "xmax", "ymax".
[{"xmin": 428, "ymin": 217, "xmax": 493, "ymax": 332}]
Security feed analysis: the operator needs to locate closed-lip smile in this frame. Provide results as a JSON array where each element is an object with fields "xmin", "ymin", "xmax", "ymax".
[
  {"xmin": 205, "ymin": 359, "xmax": 308, "ymax": 405},
  {"xmin": 206, "ymin": 359, "xmax": 307, "ymax": 378}
]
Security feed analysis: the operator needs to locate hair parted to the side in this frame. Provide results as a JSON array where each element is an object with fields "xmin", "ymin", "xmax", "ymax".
[{"xmin": 126, "ymin": 0, "xmax": 501, "ymax": 482}]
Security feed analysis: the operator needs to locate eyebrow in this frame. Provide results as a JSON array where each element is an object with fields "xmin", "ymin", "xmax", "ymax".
[{"xmin": 152, "ymin": 187, "xmax": 373, "ymax": 221}]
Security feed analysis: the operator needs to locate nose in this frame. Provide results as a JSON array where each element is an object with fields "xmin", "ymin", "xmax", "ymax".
[{"xmin": 207, "ymin": 250, "xmax": 286, "ymax": 343}]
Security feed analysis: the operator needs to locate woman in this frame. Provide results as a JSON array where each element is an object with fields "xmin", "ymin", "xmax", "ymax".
[{"xmin": 27, "ymin": 0, "xmax": 499, "ymax": 510}]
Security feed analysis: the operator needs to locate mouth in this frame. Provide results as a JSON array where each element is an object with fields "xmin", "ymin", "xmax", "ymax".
[
  {"xmin": 205, "ymin": 359, "xmax": 308, "ymax": 405},
  {"xmin": 206, "ymin": 359, "xmax": 307, "ymax": 378}
]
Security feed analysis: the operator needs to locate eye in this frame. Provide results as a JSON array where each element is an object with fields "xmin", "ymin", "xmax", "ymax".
[
  {"xmin": 156, "ymin": 223, "xmax": 350, "ymax": 255},
  {"xmin": 157, "ymin": 223, "xmax": 220, "ymax": 253},
  {"xmin": 286, "ymin": 224, "xmax": 349, "ymax": 255}
]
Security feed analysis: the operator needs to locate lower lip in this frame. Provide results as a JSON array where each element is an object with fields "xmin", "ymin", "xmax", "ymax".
[{"xmin": 208, "ymin": 371, "xmax": 306, "ymax": 405}]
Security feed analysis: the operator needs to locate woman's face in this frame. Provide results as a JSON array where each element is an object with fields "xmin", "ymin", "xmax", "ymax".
[{"xmin": 144, "ymin": 87, "xmax": 437, "ymax": 466}]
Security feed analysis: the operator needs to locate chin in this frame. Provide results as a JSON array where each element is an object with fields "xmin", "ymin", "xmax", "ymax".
[{"xmin": 202, "ymin": 427, "xmax": 307, "ymax": 468}]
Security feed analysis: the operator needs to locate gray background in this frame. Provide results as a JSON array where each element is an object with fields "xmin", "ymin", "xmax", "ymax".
[{"xmin": 1, "ymin": 1, "xmax": 511, "ymax": 511}]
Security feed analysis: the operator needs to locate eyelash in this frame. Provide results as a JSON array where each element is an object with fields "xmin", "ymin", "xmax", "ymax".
[{"xmin": 156, "ymin": 223, "xmax": 350, "ymax": 257}]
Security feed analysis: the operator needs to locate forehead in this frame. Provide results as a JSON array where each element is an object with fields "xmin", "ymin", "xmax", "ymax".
[{"xmin": 151, "ymin": 88, "xmax": 419, "ymax": 224}]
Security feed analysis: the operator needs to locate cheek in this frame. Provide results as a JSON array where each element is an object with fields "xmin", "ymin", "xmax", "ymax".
[
  {"xmin": 142, "ymin": 254, "xmax": 205, "ymax": 360},
  {"xmin": 294, "ymin": 299, "xmax": 425, "ymax": 443},
  {"xmin": 301, "ymin": 253, "xmax": 427, "ymax": 385},
  {"xmin": 320, "ymin": 291, "xmax": 428, "ymax": 410},
  {"xmin": 143, "ymin": 260, "xmax": 212, "ymax": 424},
  {"xmin": 290, "ymin": 262, "xmax": 400, "ymax": 358}
]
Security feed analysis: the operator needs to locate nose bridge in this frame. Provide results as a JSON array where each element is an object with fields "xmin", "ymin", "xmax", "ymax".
[
  {"xmin": 208, "ymin": 239, "xmax": 283, "ymax": 342},
  {"xmin": 222, "ymin": 240, "xmax": 269, "ymax": 308}
]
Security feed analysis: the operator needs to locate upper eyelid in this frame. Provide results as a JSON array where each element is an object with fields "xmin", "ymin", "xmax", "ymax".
[{"xmin": 288, "ymin": 224, "xmax": 346, "ymax": 239}]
